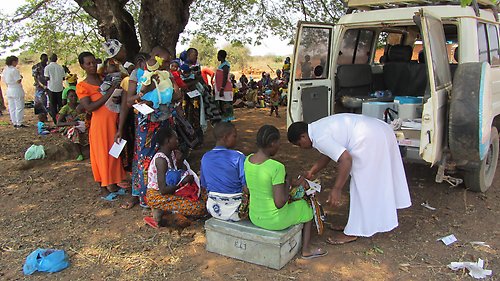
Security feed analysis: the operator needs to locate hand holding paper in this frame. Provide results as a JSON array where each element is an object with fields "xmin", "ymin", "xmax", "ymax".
[{"xmin": 109, "ymin": 139, "xmax": 127, "ymax": 158}]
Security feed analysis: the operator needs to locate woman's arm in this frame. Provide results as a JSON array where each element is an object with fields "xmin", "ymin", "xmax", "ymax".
[
  {"xmin": 272, "ymin": 176, "xmax": 291, "ymax": 209},
  {"xmin": 306, "ymin": 154, "xmax": 331, "ymax": 179},
  {"xmin": 156, "ymin": 158, "xmax": 179, "ymax": 195},
  {"xmin": 328, "ymin": 151, "xmax": 352, "ymax": 207},
  {"xmin": 57, "ymin": 113, "xmax": 77, "ymax": 127},
  {"xmin": 115, "ymin": 90, "xmax": 131, "ymax": 143},
  {"xmin": 78, "ymin": 85, "xmax": 117, "ymax": 113},
  {"xmin": 170, "ymin": 77, "xmax": 182, "ymax": 102}
]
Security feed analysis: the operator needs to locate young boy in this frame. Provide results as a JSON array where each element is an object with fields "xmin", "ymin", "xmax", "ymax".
[
  {"xmin": 269, "ymin": 83, "xmax": 280, "ymax": 117},
  {"xmin": 201, "ymin": 122, "xmax": 247, "ymax": 221}
]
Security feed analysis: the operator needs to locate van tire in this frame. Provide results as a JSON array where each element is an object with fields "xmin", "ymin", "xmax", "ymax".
[{"xmin": 464, "ymin": 127, "xmax": 499, "ymax": 192}]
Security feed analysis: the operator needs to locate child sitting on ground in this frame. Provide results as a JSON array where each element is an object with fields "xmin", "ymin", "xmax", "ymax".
[
  {"xmin": 57, "ymin": 90, "xmax": 87, "ymax": 161},
  {"xmin": 146, "ymin": 127, "xmax": 207, "ymax": 227},
  {"xmin": 244, "ymin": 125, "xmax": 327, "ymax": 259},
  {"xmin": 201, "ymin": 122, "xmax": 248, "ymax": 221},
  {"xmin": 37, "ymin": 113, "xmax": 51, "ymax": 135}
]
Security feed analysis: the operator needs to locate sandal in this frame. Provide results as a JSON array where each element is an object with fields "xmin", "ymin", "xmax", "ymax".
[
  {"xmin": 143, "ymin": 217, "xmax": 159, "ymax": 229},
  {"xmin": 101, "ymin": 193, "xmax": 119, "ymax": 202},
  {"xmin": 326, "ymin": 235, "xmax": 358, "ymax": 245},
  {"xmin": 302, "ymin": 248, "xmax": 328, "ymax": 260}
]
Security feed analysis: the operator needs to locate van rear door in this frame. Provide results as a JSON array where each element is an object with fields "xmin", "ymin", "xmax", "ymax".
[
  {"xmin": 414, "ymin": 9, "xmax": 452, "ymax": 165},
  {"xmin": 287, "ymin": 21, "xmax": 335, "ymax": 126}
]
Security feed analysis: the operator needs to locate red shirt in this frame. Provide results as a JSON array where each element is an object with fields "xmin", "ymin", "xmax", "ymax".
[
  {"xmin": 170, "ymin": 70, "xmax": 186, "ymax": 88},
  {"xmin": 201, "ymin": 67, "xmax": 215, "ymax": 85}
]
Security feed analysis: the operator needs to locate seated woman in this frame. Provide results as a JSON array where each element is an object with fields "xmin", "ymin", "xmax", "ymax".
[
  {"xmin": 244, "ymin": 125, "xmax": 328, "ymax": 259},
  {"xmin": 57, "ymin": 89, "xmax": 87, "ymax": 161},
  {"xmin": 146, "ymin": 127, "xmax": 207, "ymax": 226}
]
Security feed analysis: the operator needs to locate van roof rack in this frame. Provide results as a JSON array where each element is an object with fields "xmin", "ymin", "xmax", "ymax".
[{"xmin": 347, "ymin": 0, "xmax": 496, "ymax": 9}]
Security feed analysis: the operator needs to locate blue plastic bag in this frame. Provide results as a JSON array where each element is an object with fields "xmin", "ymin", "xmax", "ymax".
[{"xmin": 23, "ymin": 249, "xmax": 70, "ymax": 275}]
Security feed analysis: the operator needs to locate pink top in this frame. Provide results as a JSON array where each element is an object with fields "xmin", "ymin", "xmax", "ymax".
[{"xmin": 147, "ymin": 151, "xmax": 177, "ymax": 190}]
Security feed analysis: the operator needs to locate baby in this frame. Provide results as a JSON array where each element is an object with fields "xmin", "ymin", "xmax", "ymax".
[
  {"xmin": 101, "ymin": 59, "xmax": 125, "ymax": 113},
  {"xmin": 138, "ymin": 56, "xmax": 174, "ymax": 109}
]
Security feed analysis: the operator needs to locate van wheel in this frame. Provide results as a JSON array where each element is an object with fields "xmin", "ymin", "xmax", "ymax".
[{"xmin": 464, "ymin": 127, "xmax": 499, "ymax": 192}]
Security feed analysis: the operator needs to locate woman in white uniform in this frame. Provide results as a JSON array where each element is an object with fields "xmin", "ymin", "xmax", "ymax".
[
  {"xmin": 2, "ymin": 56, "xmax": 26, "ymax": 128},
  {"xmin": 287, "ymin": 114, "xmax": 411, "ymax": 244}
]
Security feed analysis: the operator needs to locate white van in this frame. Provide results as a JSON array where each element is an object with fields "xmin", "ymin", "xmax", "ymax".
[{"xmin": 287, "ymin": 0, "xmax": 500, "ymax": 192}]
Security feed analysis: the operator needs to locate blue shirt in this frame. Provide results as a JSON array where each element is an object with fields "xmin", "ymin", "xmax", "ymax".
[{"xmin": 200, "ymin": 146, "xmax": 246, "ymax": 194}]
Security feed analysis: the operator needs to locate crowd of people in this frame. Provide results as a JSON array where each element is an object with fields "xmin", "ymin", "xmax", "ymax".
[{"xmin": 0, "ymin": 39, "xmax": 411, "ymax": 261}]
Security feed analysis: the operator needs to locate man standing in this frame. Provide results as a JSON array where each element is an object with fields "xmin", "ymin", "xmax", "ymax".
[
  {"xmin": 32, "ymin": 54, "xmax": 48, "ymax": 115},
  {"xmin": 44, "ymin": 54, "xmax": 65, "ymax": 123}
]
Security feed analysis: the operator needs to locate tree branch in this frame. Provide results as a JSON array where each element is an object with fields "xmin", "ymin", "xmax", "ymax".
[
  {"xmin": 12, "ymin": 0, "xmax": 50, "ymax": 23},
  {"xmin": 317, "ymin": 0, "xmax": 336, "ymax": 21}
]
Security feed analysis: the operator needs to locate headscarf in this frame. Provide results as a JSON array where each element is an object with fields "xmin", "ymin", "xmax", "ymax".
[{"xmin": 102, "ymin": 39, "xmax": 123, "ymax": 58}]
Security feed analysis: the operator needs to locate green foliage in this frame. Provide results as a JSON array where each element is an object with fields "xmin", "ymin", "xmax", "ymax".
[
  {"xmin": 0, "ymin": 0, "xmax": 105, "ymax": 63},
  {"xmin": 1, "ymin": 0, "xmax": 346, "ymax": 63},
  {"xmin": 189, "ymin": 34, "xmax": 218, "ymax": 67},
  {"xmin": 224, "ymin": 42, "xmax": 251, "ymax": 70}
]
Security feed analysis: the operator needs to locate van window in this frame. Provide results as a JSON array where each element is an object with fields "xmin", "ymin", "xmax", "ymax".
[
  {"xmin": 337, "ymin": 29, "xmax": 375, "ymax": 65},
  {"xmin": 487, "ymin": 24, "xmax": 500, "ymax": 66},
  {"xmin": 294, "ymin": 27, "xmax": 331, "ymax": 80},
  {"xmin": 426, "ymin": 16, "xmax": 452, "ymax": 89},
  {"xmin": 478, "ymin": 23, "xmax": 489, "ymax": 63}
]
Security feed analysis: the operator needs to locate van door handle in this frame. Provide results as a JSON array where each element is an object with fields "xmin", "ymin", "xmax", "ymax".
[
  {"xmin": 292, "ymin": 100, "xmax": 299, "ymax": 102},
  {"xmin": 301, "ymin": 83, "xmax": 313, "ymax": 86}
]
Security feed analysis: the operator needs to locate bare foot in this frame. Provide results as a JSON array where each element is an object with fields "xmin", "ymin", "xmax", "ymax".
[
  {"xmin": 326, "ymin": 233, "xmax": 358, "ymax": 245},
  {"xmin": 120, "ymin": 196, "xmax": 139, "ymax": 209},
  {"xmin": 152, "ymin": 209, "xmax": 164, "ymax": 224},
  {"xmin": 106, "ymin": 184, "xmax": 119, "ymax": 193}
]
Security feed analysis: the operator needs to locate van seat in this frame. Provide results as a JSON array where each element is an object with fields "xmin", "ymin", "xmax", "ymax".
[
  {"xmin": 384, "ymin": 45, "xmax": 412, "ymax": 96},
  {"xmin": 336, "ymin": 64, "xmax": 372, "ymax": 98}
]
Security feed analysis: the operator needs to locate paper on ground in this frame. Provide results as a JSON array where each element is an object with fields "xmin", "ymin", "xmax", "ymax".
[
  {"xmin": 470, "ymin": 241, "xmax": 491, "ymax": 248},
  {"xmin": 448, "ymin": 258, "xmax": 492, "ymax": 279},
  {"xmin": 133, "ymin": 103, "xmax": 154, "ymax": 115},
  {"xmin": 305, "ymin": 179, "xmax": 321, "ymax": 195},
  {"xmin": 421, "ymin": 202, "xmax": 436, "ymax": 210},
  {"xmin": 109, "ymin": 139, "xmax": 127, "ymax": 158},
  {"xmin": 187, "ymin": 90, "xmax": 201, "ymax": 98},
  {"xmin": 438, "ymin": 234, "xmax": 457, "ymax": 246}
]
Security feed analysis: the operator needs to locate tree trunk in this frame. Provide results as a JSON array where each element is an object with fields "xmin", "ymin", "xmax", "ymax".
[
  {"xmin": 139, "ymin": 0, "xmax": 193, "ymax": 55},
  {"xmin": 74, "ymin": 0, "xmax": 140, "ymax": 61}
]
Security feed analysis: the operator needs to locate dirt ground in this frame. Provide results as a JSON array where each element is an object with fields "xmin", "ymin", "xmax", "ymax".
[{"xmin": 0, "ymin": 107, "xmax": 498, "ymax": 280}]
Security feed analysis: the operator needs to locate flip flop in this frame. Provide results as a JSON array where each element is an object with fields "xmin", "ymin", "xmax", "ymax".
[
  {"xmin": 101, "ymin": 192, "xmax": 119, "ymax": 202},
  {"xmin": 302, "ymin": 248, "xmax": 328, "ymax": 260},
  {"xmin": 115, "ymin": 188, "xmax": 127, "ymax": 195},
  {"xmin": 143, "ymin": 217, "xmax": 159, "ymax": 229},
  {"xmin": 326, "ymin": 236, "xmax": 358, "ymax": 245}
]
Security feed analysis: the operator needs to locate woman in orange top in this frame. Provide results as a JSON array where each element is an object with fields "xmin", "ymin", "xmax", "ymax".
[{"xmin": 76, "ymin": 51, "xmax": 126, "ymax": 193}]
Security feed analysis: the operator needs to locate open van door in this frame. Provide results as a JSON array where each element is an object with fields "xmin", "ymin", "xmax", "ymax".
[
  {"xmin": 287, "ymin": 21, "xmax": 335, "ymax": 126},
  {"xmin": 414, "ymin": 9, "xmax": 452, "ymax": 165}
]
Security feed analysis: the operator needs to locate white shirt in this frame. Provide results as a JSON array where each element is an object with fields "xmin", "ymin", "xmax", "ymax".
[
  {"xmin": 44, "ymin": 62, "xmax": 65, "ymax": 92},
  {"xmin": 2, "ymin": 65, "xmax": 23, "ymax": 95}
]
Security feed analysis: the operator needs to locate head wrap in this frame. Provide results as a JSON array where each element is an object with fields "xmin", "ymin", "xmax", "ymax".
[
  {"xmin": 66, "ymin": 73, "xmax": 78, "ymax": 83},
  {"xmin": 102, "ymin": 39, "xmax": 123, "ymax": 58},
  {"xmin": 123, "ymin": 61, "xmax": 135, "ymax": 69}
]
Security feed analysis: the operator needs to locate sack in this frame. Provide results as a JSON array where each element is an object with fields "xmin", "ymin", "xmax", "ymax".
[
  {"xmin": 23, "ymin": 249, "xmax": 70, "ymax": 275},
  {"xmin": 24, "ymin": 145, "xmax": 45, "ymax": 160}
]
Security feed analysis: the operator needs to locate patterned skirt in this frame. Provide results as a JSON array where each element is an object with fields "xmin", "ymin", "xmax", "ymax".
[
  {"xmin": 146, "ymin": 188, "xmax": 208, "ymax": 218},
  {"xmin": 131, "ymin": 114, "xmax": 171, "ymax": 204}
]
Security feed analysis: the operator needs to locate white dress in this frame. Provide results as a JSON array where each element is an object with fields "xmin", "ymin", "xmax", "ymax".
[{"xmin": 309, "ymin": 113, "xmax": 411, "ymax": 237}]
